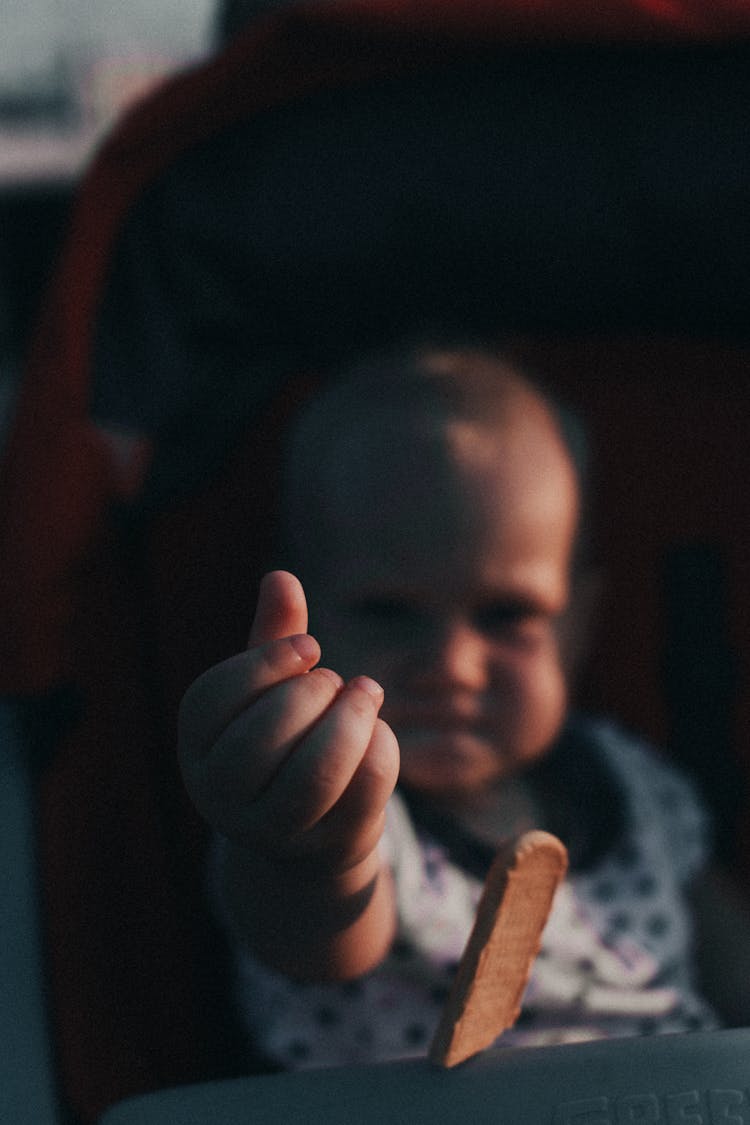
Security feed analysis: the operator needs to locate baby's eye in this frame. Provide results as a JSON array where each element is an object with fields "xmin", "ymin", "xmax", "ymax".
[{"xmin": 474, "ymin": 603, "xmax": 546, "ymax": 647}]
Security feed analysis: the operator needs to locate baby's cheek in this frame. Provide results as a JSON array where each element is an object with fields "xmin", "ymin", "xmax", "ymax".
[{"xmin": 503, "ymin": 652, "xmax": 568, "ymax": 760}]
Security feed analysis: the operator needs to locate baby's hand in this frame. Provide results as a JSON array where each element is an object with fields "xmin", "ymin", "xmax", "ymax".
[{"xmin": 178, "ymin": 571, "xmax": 399, "ymax": 873}]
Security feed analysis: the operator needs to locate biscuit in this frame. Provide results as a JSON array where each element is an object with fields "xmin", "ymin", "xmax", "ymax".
[{"xmin": 429, "ymin": 830, "xmax": 568, "ymax": 1068}]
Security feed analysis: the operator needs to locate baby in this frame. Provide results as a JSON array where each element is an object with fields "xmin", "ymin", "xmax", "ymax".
[{"xmin": 179, "ymin": 343, "xmax": 727, "ymax": 1069}]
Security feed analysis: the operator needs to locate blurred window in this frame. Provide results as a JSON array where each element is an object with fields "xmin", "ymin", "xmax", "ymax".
[{"xmin": 0, "ymin": 0, "xmax": 215, "ymax": 186}]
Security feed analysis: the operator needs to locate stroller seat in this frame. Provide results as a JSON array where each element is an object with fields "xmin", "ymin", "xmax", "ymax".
[{"xmin": 2, "ymin": 3, "xmax": 750, "ymax": 1122}]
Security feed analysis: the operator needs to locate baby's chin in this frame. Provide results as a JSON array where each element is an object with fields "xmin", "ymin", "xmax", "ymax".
[{"xmin": 396, "ymin": 728, "xmax": 517, "ymax": 798}]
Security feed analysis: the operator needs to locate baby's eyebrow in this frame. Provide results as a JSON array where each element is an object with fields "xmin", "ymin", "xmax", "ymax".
[
  {"xmin": 475, "ymin": 591, "xmax": 547, "ymax": 613},
  {"xmin": 477, "ymin": 594, "xmax": 539, "ymax": 610},
  {"xmin": 475, "ymin": 588, "xmax": 565, "ymax": 618}
]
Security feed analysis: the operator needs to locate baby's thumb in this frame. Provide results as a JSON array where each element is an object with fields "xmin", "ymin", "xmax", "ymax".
[{"xmin": 248, "ymin": 570, "xmax": 309, "ymax": 647}]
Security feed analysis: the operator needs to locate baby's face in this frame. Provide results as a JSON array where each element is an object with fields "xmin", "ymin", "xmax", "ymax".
[{"xmin": 300, "ymin": 402, "xmax": 579, "ymax": 800}]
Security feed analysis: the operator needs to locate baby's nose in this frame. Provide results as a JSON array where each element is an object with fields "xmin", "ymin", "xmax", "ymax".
[{"xmin": 420, "ymin": 618, "xmax": 489, "ymax": 693}]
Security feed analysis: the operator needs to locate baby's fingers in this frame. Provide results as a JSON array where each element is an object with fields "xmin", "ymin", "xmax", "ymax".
[
  {"xmin": 239, "ymin": 677, "xmax": 389, "ymax": 850},
  {"xmin": 182, "ymin": 664, "xmax": 345, "ymax": 838},
  {"xmin": 249, "ymin": 570, "xmax": 308, "ymax": 646},
  {"xmin": 303, "ymin": 717, "xmax": 400, "ymax": 867},
  {"xmin": 178, "ymin": 633, "xmax": 321, "ymax": 766}
]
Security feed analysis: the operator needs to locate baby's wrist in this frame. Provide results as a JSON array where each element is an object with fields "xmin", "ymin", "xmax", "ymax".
[
  {"xmin": 225, "ymin": 835, "xmax": 383, "ymax": 896},
  {"xmin": 222, "ymin": 838, "xmax": 394, "ymax": 977}
]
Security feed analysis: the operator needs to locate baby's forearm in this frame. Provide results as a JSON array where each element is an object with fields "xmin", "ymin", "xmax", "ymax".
[{"xmin": 222, "ymin": 841, "xmax": 397, "ymax": 981}]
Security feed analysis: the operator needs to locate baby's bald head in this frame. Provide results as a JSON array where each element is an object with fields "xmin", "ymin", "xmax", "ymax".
[{"xmin": 281, "ymin": 343, "xmax": 587, "ymax": 586}]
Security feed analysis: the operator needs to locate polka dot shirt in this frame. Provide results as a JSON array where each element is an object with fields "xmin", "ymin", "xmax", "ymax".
[{"xmin": 230, "ymin": 719, "xmax": 718, "ymax": 1068}]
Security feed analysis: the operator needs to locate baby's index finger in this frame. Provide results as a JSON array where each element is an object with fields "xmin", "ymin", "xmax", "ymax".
[{"xmin": 249, "ymin": 570, "xmax": 308, "ymax": 647}]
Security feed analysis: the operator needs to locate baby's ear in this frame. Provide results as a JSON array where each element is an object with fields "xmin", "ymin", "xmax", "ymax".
[{"xmin": 557, "ymin": 566, "xmax": 605, "ymax": 682}]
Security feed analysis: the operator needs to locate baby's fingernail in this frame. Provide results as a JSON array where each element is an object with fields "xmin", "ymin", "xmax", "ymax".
[
  {"xmin": 289, "ymin": 634, "xmax": 319, "ymax": 662},
  {"xmin": 350, "ymin": 675, "xmax": 384, "ymax": 700},
  {"xmin": 317, "ymin": 667, "xmax": 345, "ymax": 689}
]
